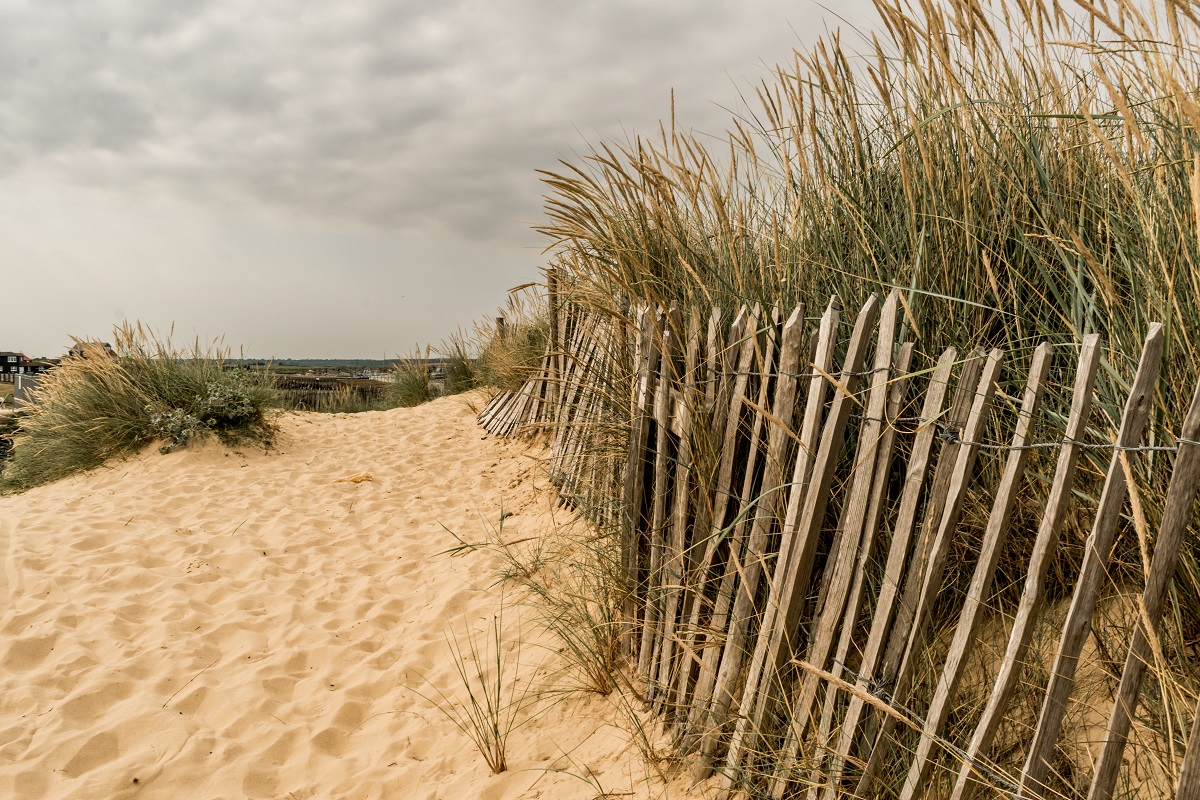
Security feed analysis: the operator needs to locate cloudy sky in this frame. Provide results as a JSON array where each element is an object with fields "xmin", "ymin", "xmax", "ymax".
[{"xmin": 1, "ymin": 0, "xmax": 876, "ymax": 359}]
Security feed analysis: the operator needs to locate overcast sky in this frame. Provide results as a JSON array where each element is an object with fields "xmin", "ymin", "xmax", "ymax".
[{"xmin": 1, "ymin": 0, "xmax": 876, "ymax": 359}]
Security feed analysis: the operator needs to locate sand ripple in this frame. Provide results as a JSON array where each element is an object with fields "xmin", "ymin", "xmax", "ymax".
[{"xmin": 0, "ymin": 396, "xmax": 696, "ymax": 800}]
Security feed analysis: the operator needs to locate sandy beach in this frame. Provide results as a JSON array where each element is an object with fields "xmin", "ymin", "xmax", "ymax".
[{"xmin": 0, "ymin": 394, "xmax": 702, "ymax": 800}]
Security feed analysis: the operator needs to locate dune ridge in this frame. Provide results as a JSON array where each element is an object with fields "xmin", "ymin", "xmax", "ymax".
[{"xmin": 0, "ymin": 394, "xmax": 697, "ymax": 800}]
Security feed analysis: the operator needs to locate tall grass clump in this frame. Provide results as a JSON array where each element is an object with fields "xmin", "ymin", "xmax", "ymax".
[
  {"xmin": 474, "ymin": 284, "xmax": 551, "ymax": 392},
  {"xmin": 440, "ymin": 331, "xmax": 479, "ymax": 395},
  {"xmin": 1, "ymin": 324, "xmax": 276, "ymax": 492},
  {"xmin": 531, "ymin": 0, "xmax": 1200, "ymax": 793},
  {"xmin": 393, "ymin": 287, "xmax": 551, "ymax": 407},
  {"xmin": 420, "ymin": 607, "xmax": 540, "ymax": 775},
  {"xmin": 390, "ymin": 344, "xmax": 441, "ymax": 407},
  {"xmin": 492, "ymin": 514, "xmax": 625, "ymax": 696}
]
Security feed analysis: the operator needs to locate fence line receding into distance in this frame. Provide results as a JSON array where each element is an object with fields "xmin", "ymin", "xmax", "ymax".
[{"xmin": 478, "ymin": 277, "xmax": 1200, "ymax": 800}]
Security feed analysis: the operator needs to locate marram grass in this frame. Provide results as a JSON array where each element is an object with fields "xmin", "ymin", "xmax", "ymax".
[
  {"xmin": 533, "ymin": 0, "xmax": 1200, "ymax": 795},
  {"xmin": 1, "ymin": 324, "xmax": 277, "ymax": 492}
]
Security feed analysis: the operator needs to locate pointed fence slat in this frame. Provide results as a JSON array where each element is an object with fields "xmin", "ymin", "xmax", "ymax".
[
  {"xmin": 1019, "ymin": 324, "xmax": 1165, "ymax": 798},
  {"xmin": 716, "ymin": 295, "xmax": 840, "ymax": 787},
  {"xmin": 671, "ymin": 306, "xmax": 759, "ymax": 717},
  {"xmin": 650, "ymin": 313, "xmax": 704, "ymax": 708},
  {"xmin": 720, "ymin": 294, "xmax": 878, "ymax": 785},
  {"xmin": 637, "ymin": 309, "xmax": 683, "ymax": 683},
  {"xmin": 692, "ymin": 303, "xmax": 807, "ymax": 776},
  {"xmin": 1086, "ymin": 375, "xmax": 1200, "ymax": 800},
  {"xmin": 620, "ymin": 307, "xmax": 663, "ymax": 656},
  {"xmin": 662, "ymin": 307, "xmax": 737, "ymax": 723},
  {"xmin": 766, "ymin": 291, "xmax": 902, "ymax": 797},
  {"xmin": 812, "ymin": 341, "xmax": 915, "ymax": 800},
  {"xmin": 899, "ymin": 342, "xmax": 1052, "ymax": 799},
  {"xmin": 682, "ymin": 306, "xmax": 780, "ymax": 736},
  {"xmin": 949, "ymin": 334, "xmax": 1103, "ymax": 800}
]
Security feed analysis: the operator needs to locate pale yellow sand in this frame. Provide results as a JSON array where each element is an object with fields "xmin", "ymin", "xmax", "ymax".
[{"xmin": 0, "ymin": 394, "xmax": 709, "ymax": 800}]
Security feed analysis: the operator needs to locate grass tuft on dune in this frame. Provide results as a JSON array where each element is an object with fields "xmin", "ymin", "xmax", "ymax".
[{"xmin": 1, "ymin": 323, "xmax": 276, "ymax": 493}]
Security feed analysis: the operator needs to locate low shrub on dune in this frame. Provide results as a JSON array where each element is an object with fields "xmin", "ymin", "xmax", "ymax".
[{"xmin": 1, "ymin": 324, "xmax": 277, "ymax": 492}]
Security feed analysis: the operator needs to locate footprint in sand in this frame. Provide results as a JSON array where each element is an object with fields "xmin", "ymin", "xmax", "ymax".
[
  {"xmin": 312, "ymin": 727, "xmax": 347, "ymax": 757},
  {"xmin": 259, "ymin": 674, "xmax": 297, "ymax": 703},
  {"xmin": 2, "ymin": 633, "xmax": 56, "ymax": 671},
  {"xmin": 61, "ymin": 731, "xmax": 119, "ymax": 778},
  {"xmin": 242, "ymin": 729, "xmax": 296, "ymax": 798},
  {"xmin": 60, "ymin": 680, "xmax": 132, "ymax": 729}
]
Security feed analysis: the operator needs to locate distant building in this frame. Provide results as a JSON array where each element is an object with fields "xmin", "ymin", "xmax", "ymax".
[
  {"xmin": 0, "ymin": 353, "xmax": 57, "ymax": 383},
  {"xmin": 0, "ymin": 352, "xmax": 26, "ymax": 383},
  {"xmin": 68, "ymin": 342, "xmax": 118, "ymax": 360}
]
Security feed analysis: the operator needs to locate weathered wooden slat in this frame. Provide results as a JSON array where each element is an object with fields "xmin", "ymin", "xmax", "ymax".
[
  {"xmin": 670, "ymin": 306, "xmax": 759, "ymax": 716},
  {"xmin": 714, "ymin": 296, "xmax": 840, "ymax": 788},
  {"xmin": 656, "ymin": 308, "xmax": 724, "ymax": 717},
  {"xmin": 821, "ymin": 346, "xmax": 957, "ymax": 790},
  {"xmin": 638, "ymin": 309, "xmax": 683, "ymax": 683},
  {"xmin": 948, "ymin": 334, "xmax": 1102, "ymax": 800},
  {"xmin": 856, "ymin": 348, "xmax": 1005, "ymax": 796},
  {"xmin": 718, "ymin": 294, "xmax": 877, "ymax": 787},
  {"xmin": 694, "ymin": 306, "xmax": 733, "ymax": 527},
  {"xmin": 546, "ymin": 268, "xmax": 561, "ymax": 412},
  {"xmin": 662, "ymin": 306, "xmax": 736, "ymax": 723},
  {"xmin": 620, "ymin": 307, "xmax": 663, "ymax": 656},
  {"xmin": 554, "ymin": 324, "xmax": 608, "ymax": 492},
  {"xmin": 548, "ymin": 315, "xmax": 595, "ymax": 468},
  {"xmin": 690, "ymin": 303, "xmax": 807, "ymax": 776},
  {"xmin": 477, "ymin": 389, "xmax": 509, "ymax": 430},
  {"xmin": 704, "ymin": 307, "xmax": 724, "ymax": 420},
  {"xmin": 681, "ymin": 306, "xmax": 779, "ymax": 731},
  {"xmin": 1085, "ymin": 375, "xmax": 1200, "ymax": 800},
  {"xmin": 852, "ymin": 349, "xmax": 987, "ymax": 761},
  {"xmin": 554, "ymin": 340, "xmax": 604, "ymax": 484},
  {"xmin": 1019, "ymin": 324, "xmax": 1164, "ymax": 798},
  {"xmin": 514, "ymin": 351, "xmax": 553, "ymax": 435},
  {"xmin": 765, "ymin": 291, "xmax": 902, "ymax": 797},
  {"xmin": 809, "ymin": 341, "xmax": 915, "ymax": 800},
  {"xmin": 650, "ymin": 313, "xmax": 704, "ymax": 710},
  {"xmin": 899, "ymin": 343, "xmax": 1053, "ymax": 799},
  {"xmin": 1179, "ymin": 696, "xmax": 1200, "ymax": 799}
]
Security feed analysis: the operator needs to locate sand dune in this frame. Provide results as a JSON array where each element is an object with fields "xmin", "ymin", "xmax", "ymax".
[{"xmin": 0, "ymin": 394, "xmax": 703, "ymax": 800}]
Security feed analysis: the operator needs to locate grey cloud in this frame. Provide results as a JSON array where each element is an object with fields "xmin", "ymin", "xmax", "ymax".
[{"xmin": 0, "ymin": 0, "xmax": 867, "ymax": 246}]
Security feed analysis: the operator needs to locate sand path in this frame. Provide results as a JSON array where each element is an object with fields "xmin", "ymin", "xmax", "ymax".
[{"xmin": 0, "ymin": 395, "xmax": 696, "ymax": 800}]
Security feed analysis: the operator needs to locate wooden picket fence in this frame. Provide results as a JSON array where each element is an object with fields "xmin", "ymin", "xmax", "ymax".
[{"xmin": 479, "ymin": 283, "xmax": 1200, "ymax": 799}]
